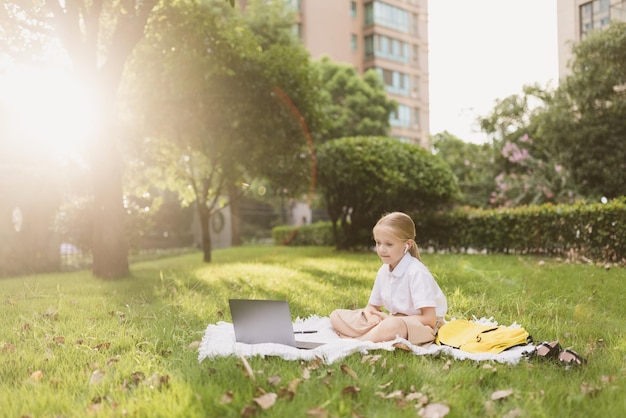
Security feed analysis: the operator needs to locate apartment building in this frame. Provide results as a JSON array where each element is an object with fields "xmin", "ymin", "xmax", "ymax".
[
  {"xmin": 557, "ymin": 0, "xmax": 626, "ymax": 78},
  {"xmin": 288, "ymin": 0, "xmax": 429, "ymax": 147}
]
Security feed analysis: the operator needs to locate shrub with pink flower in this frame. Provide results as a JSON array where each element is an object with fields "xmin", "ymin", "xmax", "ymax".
[{"xmin": 490, "ymin": 135, "xmax": 579, "ymax": 207}]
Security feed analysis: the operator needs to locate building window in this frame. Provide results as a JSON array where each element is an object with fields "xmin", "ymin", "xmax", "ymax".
[
  {"xmin": 363, "ymin": 34, "xmax": 409, "ymax": 63},
  {"xmin": 580, "ymin": 0, "xmax": 611, "ymax": 38},
  {"xmin": 410, "ymin": 13, "xmax": 418, "ymax": 35},
  {"xmin": 351, "ymin": 34, "xmax": 358, "ymax": 51},
  {"xmin": 351, "ymin": 1, "xmax": 357, "ymax": 18},
  {"xmin": 291, "ymin": 23, "xmax": 302, "ymax": 40},
  {"xmin": 286, "ymin": 0, "xmax": 301, "ymax": 11},
  {"xmin": 413, "ymin": 107, "xmax": 420, "ymax": 128},
  {"xmin": 390, "ymin": 104, "xmax": 411, "ymax": 128},
  {"xmin": 364, "ymin": 1, "xmax": 409, "ymax": 33},
  {"xmin": 365, "ymin": 35, "xmax": 374, "ymax": 57},
  {"xmin": 412, "ymin": 76, "xmax": 419, "ymax": 96},
  {"xmin": 375, "ymin": 67, "xmax": 410, "ymax": 96}
]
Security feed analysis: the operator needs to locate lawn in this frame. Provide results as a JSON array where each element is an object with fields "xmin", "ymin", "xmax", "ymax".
[{"xmin": 1, "ymin": 246, "xmax": 624, "ymax": 417}]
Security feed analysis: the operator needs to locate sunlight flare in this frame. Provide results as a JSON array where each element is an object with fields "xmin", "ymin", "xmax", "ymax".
[{"xmin": 1, "ymin": 65, "xmax": 98, "ymax": 167}]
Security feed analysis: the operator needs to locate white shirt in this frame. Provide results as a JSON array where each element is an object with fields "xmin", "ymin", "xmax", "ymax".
[{"xmin": 368, "ymin": 253, "xmax": 447, "ymax": 318}]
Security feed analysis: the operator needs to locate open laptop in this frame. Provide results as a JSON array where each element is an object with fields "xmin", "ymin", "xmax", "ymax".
[{"xmin": 229, "ymin": 299, "xmax": 323, "ymax": 350}]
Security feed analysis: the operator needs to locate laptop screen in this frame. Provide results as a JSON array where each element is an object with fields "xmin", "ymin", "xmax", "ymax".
[{"xmin": 229, "ymin": 299, "xmax": 297, "ymax": 346}]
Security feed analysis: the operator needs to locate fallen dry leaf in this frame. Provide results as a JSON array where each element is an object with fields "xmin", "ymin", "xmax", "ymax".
[
  {"xmin": 3, "ymin": 343, "xmax": 15, "ymax": 353},
  {"xmin": 306, "ymin": 407, "xmax": 328, "ymax": 418},
  {"xmin": 301, "ymin": 366, "xmax": 311, "ymax": 380},
  {"xmin": 89, "ymin": 370, "xmax": 105, "ymax": 385},
  {"xmin": 253, "ymin": 392, "xmax": 277, "ymax": 410},
  {"xmin": 392, "ymin": 342, "xmax": 412, "ymax": 351},
  {"xmin": 188, "ymin": 341, "xmax": 201, "ymax": 350},
  {"xmin": 491, "ymin": 388, "xmax": 514, "ymax": 401},
  {"xmin": 384, "ymin": 390, "xmax": 404, "ymax": 399},
  {"xmin": 418, "ymin": 402, "xmax": 450, "ymax": 418},
  {"xmin": 288, "ymin": 378, "xmax": 302, "ymax": 393},
  {"xmin": 406, "ymin": 392, "xmax": 428, "ymax": 404},
  {"xmin": 351, "ymin": 409, "xmax": 366, "ymax": 418},
  {"xmin": 502, "ymin": 407, "xmax": 523, "ymax": 418},
  {"xmin": 131, "ymin": 371, "xmax": 145, "ymax": 385},
  {"xmin": 278, "ymin": 387, "xmax": 295, "ymax": 401},
  {"xmin": 240, "ymin": 404, "xmax": 258, "ymax": 418},
  {"xmin": 442, "ymin": 360, "xmax": 452, "ymax": 370},
  {"xmin": 308, "ymin": 358, "xmax": 323, "ymax": 370},
  {"xmin": 341, "ymin": 385, "xmax": 360, "ymax": 397},
  {"xmin": 42, "ymin": 308, "xmax": 58, "ymax": 318},
  {"xmin": 30, "ymin": 370, "xmax": 44, "ymax": 381},
  {"xmin": 580, "ymin": 382, "xmax": 601, "ymax": 396},
  {"xmin": 220, "ymin": 390, "xmax": 233, "ymax": 404},
  {"xmin": 601, "ymin": 375, "xmax": 616, "ymax": 384},
  {"xmin": 93, "ymin": 342, "xmax": 111, "ymax": 351},
  {"xmin": 88, "ymin": 402, "xmax": 104, "ymax": 413},
  {"xmin": 378, "ymin": 380, "xmax": 393, "ymax": 389},
  {"xmin": 239, "ymin": 355, "xmax": 255, "ymax": 381},
  {"xmin": 267, "ymin": 375, "xmax": 281, "ymax": 387},
  {"xmin": 340, "ymin": 364, "xmax": 358, "ymax": 380},
  {"xmin": 49, "ymin": 377, "xmax": 63, "ymax": 388},
  {"xmin": 146, "ymin": 373, "xmax": 169, "ymax": 389},
  {"xmin": 362, "ymin": 354, "xmax": 383, "ymax": 365}
]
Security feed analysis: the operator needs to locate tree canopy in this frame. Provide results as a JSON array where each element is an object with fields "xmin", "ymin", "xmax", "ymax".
[
  {"xmin": 431, "ymin": 131, "xmax": 495, "ymax": 208},
  {"xmin": 314, "ymin": 56, "xmax": 396, "ymax": 142},
  {"xmin": 317, "ymin": 136, "xmax": 459, "ymax": 249},
  {"xmin": 124, "ymin": 0, "xmax": 328, "ymax": 261},
  {"xmin": 545, "ymin": 21, "xmax": 626, "ymax": 199}
]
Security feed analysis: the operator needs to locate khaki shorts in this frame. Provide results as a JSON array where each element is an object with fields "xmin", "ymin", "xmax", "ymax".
[{"xmin": 394, "ymin": 314, "xmax": 444, "ymax": 346}]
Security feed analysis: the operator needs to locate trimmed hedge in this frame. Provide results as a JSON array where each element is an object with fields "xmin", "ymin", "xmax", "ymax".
[
  {"xmin": 414, "ymin": 199, "xmax": 626, "ymax": 263},
  {"xmin": 273, "ymin": 199, "xmax": 626, "ymax": 264},
  {"xmin": 272, "ymin": 221, "xmax": 334, "ymax": 246}
]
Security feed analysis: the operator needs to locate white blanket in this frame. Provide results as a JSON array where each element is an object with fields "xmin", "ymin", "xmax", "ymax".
[{"xmin": 198, "ymin": 316, "xmax": 534, "ymax": 365}]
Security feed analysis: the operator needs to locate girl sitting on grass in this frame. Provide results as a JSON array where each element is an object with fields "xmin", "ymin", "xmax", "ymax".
[{"xmin": 330, "ymin": 211, "xmax": 447, "ymax": 345}]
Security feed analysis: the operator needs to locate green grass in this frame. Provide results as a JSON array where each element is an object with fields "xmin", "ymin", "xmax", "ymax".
[{"xmin": 1, "ymin": 246, "xmax": 625, "ymax": 417}]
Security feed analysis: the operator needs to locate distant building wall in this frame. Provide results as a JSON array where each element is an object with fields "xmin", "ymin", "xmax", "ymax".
[{"xmin": 557, "ymin": 0, "xmax": 626, "ymax": 79}]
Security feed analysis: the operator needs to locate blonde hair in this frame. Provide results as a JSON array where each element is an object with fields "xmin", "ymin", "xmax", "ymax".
[{"xmin": 373, "ymin": 212, "xmax": 421, "ymax": 260}]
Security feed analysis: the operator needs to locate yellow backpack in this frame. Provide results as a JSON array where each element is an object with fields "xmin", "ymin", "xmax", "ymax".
[{"xmin": 436, "ymin": 319, "xmax": 531, "ymax": 354}]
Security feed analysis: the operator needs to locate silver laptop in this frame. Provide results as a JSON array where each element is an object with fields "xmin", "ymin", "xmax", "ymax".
[{"xmin": 229, "ymin": 299, "xmax": 323, "ymax": 349}]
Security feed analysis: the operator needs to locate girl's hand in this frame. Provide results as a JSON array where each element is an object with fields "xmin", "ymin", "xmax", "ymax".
[{"xmin": 363, "ymin": 306, "xmax": 387, "ymax": 324}]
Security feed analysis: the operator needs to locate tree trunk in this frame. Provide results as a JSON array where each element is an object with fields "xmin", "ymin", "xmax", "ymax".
[
  {"xmin": 49, "ymin": 0, "xmax": 158, "ymax": 278},
  {"xmin": 228, "ymin": 183, "xmax": 242, "ymax": 246},
  {"xmin": 198, "ymin": 203, "xmax": 212, "ymax": 262},
  {"xmin": 91, "ymin": 132, "xmax": 129, "ymax": 278}
]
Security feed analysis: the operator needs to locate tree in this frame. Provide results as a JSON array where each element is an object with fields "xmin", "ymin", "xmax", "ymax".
[
  {"xmin": 124, "ymin": 0, "xmax": 327, "ymax": 261},
  {"xmin": 431, "ymin": 131, "xmax": 495, "ymax": 208},
  {"xmin": 317, "ymin": 136, "xmax": 459, "ymax": 249},
  {"xmin": 478, "ymin": 86, "xmax": 579, "ymax": 207},
  {"xmin": 314, "ymin": 56, "xmax": 397, "ymax": 141},
  {"xmin": 1, "ymin": 0, "xmax": 163, "ymax": 278},
  {"xmin": 542, "ymin": 21, "xmax": 626, "ymax": 199}
]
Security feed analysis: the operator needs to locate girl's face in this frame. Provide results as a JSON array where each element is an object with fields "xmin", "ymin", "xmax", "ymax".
[{"xmin": 373, "ymin": 229, "xmax": 407, "ymax": 270}]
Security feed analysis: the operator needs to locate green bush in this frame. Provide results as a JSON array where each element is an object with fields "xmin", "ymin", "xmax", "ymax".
[
  {"xmin": 272, "ymin": 221, "xmax": 334, "ymax": 246},
  {"xmin": 274, "ymin": 200, "xmax": 625, "ymax": 264},
  {"xmin": 414, "ymin": 198, "xmax": 626, "ymax": 263},
  {"xmin": 317, "ymin": 136, "xmax": 459, "ymax": 249}
]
